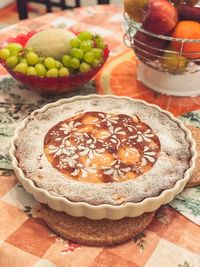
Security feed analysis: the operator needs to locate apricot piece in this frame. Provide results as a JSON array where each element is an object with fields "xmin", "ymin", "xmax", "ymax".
[
  {"xmin": 82, "ymin": 115, "xmax": 99, "ymax": 125},
  {"xmin": 124, "ymin": 171, "xmax": 138, "ymax": 180},
  {"xmin": 93, "ymin": 129, "xmax": 110, "ymax": 139},
  {"xmin": 92, "ymin": 152, "xmax": 114, "ymax": 168},
  {"xmin": 77, "ymin": 124, "xmax": 94, "ymax": 133},
  {"xmin": 118, "ymin": 147, "xmax": 140, "ymax": 164}
]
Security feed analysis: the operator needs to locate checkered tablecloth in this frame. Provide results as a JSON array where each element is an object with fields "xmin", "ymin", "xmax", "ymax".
[{"xmin": 0, "ymin": 5, "xmax": 200, "ymax": 267}]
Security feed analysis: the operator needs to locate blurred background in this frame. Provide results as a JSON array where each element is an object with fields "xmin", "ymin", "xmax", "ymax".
[{"xmin": 0, "ymin": 0, "xmax": 122, "ymax": 29}]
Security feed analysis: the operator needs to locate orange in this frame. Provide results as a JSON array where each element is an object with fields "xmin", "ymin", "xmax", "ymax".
[
  {"xmin": 171, "ymin": 20, "xmax": 200, "ymax": 59},
  {"xmin": 95, "ymin": 49, "xmax": 200, "ymax": 116}
]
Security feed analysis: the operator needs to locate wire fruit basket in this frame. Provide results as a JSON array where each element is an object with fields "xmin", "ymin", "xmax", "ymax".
[{"xmin": 124, "ymin": 12, "xmax": 200, "ymax": 96}]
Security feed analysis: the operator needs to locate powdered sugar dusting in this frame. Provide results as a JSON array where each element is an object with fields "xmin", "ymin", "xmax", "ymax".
[
  {"xmin": 15, "ymin": 96, "xmax": 191, "ymax": 206},
  {"xmin": 44, "ymin": 112, "xmax": 160, "ymax": 183}
]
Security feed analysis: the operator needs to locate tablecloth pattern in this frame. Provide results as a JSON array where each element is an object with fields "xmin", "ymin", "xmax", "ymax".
[{"xmin": 0, "ymin": 5, "xmax": 200, "ymax": 267}]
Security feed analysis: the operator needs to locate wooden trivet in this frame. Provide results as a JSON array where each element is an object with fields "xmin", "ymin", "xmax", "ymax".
[
  {"xmin": 40, "ymin": 204, "xmax": 155, "ymax": 246},
  {"xmin": 186, "ymin": 125, "xmax": 200, "ymax": 187}
]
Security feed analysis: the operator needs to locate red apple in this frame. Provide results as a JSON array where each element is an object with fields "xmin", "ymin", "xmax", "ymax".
[
  {"xmin": 177, "ymin": 5, "xmax": 200, "ymax": 22},
  {"xmin": 142, "ymin": 0, "xmax": 178, "ymax": 35},
  {"xmin": 134, "ymin": 31, "xmax": 168, "ymax": 61}
]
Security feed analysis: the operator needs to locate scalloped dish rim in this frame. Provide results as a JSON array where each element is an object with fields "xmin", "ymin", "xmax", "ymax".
[{"xmin": 9, "ymin": 95, "xmax": 197, "ymax": 220}]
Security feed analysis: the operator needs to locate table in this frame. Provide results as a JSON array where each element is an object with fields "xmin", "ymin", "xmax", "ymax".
[{"xmin": 0, "ymin": 5, "xmax": 200, "ymax": 267}]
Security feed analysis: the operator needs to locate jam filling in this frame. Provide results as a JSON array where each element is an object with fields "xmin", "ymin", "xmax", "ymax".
[{"xmin": 44, "ymin": 112, "xmax": 160, "ymax": 183}]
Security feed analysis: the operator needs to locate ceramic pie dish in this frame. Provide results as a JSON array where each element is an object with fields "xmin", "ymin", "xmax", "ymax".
[{"xmin": 10, "ymin": 95, "xmax": 197, "ymax": 220}]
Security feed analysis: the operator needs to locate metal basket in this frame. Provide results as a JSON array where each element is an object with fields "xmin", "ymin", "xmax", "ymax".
[{"xmin": 124, "ymin": 12, "xmax": 200, "ymax": 75}]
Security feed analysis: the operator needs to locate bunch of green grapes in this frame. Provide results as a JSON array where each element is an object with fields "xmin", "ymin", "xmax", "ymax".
[
  {"xmin": 0, "ymin": 31, "xmax": 106, "ymax": 78},
  {"xmin": 64, "ymin": 31, "xmax": 106, "ymax": 73}
]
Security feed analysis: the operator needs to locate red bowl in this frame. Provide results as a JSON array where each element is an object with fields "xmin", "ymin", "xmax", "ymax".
[{"xmin": 1, "ymin": 32, "xmax": 109, "ymax": 94}]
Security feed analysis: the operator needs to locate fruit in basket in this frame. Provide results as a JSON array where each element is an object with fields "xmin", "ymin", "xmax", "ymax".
[
  {"xmin": 170, "ymin": 0, "xmax": 198, "ymax": 6},
  {"xmin": 26, "ymin": 29, "xmax": 76, "ymax": 60},
  {"xmin": 0, "ymin": 42, "xmax": 22, "ymax": 61},
  {"xmin": 0, "ymin": 48, "xmax": 10, "ymax": 60},
  {"xmin": 160, "ymin": 46, "xmax": 188, "ymax": 74},
  {"xmin": 134, "ymin": 31, "xmax": 168, "ymax": 60},
  {"xmin": 124, "ymin": 0, "xmax": 178, "ymax": 34},
  {"xmin": 35, "ymin": 63, "xmax": 47, "ymax": 77},
  {"xmin": 14, "ymin": 62, "xmax": 28, "ymax": 74},
  {"xmin": 59, "ymin": 67, "xmax": 70, "ymax": 77},
  {"xmin": 80, "ymin": 62, "xmax": 91, "ymax": 73},
  {"xmin": 7, "ymin": 43, "xmax": 23, "ymax": 53},
  {"xmin": 77, "ymin": 31, "xmax": 93, "ymax": 41},
  {"xmin": 27, "ymin": 66, "xmax": 37, "ymax": 76},
  {"xmin": 171, "ymin": 21, "xmax": 200, "ymax": 59},
  {"xmin": 177, "ymin": 5, "xmax": 200, "ymax": 22},
  {"xmin": 0, "ymin": 31, "xmax": 107, "ymax": 78},
  {"xmin": 6, "ymin": 56, "xmax": 19, "ymax": 68},
  {"xmin": 124, "ymin": 0, "xmax": 149, "ymax": 22},
  {"xmin": 26, "ymin": 51, "xmax": 39, "ymax": 65},
  {"xmin": 142, "ymin": 0, "xmax": 178, "ymax": 35}
]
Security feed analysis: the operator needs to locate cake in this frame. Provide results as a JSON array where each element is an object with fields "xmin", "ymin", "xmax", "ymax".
[{"xmin": 10, "ymin": 95, "xmax": 196, "ymax": 219}]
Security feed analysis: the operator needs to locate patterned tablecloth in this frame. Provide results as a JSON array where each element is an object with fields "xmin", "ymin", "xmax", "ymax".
[{"xmin": 0, "ymin": 5, "xmax": 200, "ymax": 267}]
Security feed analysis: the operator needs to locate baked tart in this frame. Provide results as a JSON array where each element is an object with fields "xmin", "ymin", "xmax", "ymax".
[{"xmin": 10, "ymin": 95, "xmax": 197, "ymax": 219}]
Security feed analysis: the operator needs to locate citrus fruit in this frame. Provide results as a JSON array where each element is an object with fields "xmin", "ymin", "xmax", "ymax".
[{"xmin": 171, "ymin": 20, "xmax": 200, "ymax": 59}]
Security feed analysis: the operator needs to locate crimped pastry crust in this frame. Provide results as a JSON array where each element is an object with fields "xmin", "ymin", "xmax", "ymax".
[
  {"xmin": 186, "ymin": 125, "xmax": 200, "ymax": 187},
  {"xmin": 15, "ymin": 96, "xmax": 192, "ymax": 206}
]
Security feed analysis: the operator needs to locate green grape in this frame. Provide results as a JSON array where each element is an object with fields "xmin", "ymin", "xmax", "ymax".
[
  {"xmin": 70, "ymin": 57, "xmax": 80, "ymax": 69},
  {"xmin": 59, "ymin": 67, "xmax": 70, "ymax": 77},
  {"xmin": 26, "ymin": 52, "xmax": 39, "ymax": 65},
  {"xmin": 94, "ymin": 35, "xmax": 106, "ymax": 49},
  {"xmin": 70, "ymin": 38, "xmax": 81, "ymax": 48},
  {"xmin": 20, "ymin": 58, "xmax": 28, "ymax": 64},
  {"xmin": 35, "ymin": 63, "xmax": 47, "ymax": 77},
  {"xmin": 0, "ymin": 48, "xmax": 10, "ymax": 60},
  {"xmin": 11, "ymin": 51, "xmax": 20, "ymax": 57},
  {"xmin": 92, "ymin": 58, "xmax": 102, "ymax": 68},
  {"xmin": 46, "ymin": 68, "xmax": 59, "ymax": 77},
  {"xmin": 97, "ymin": 41, "xmax": 105, "ymax": 49},
  {"xmin": 44, "ymin": 57, "xmax": 56, "ymax": 69},
  {"xmin": 14, "ymin": 63, "xmax": 28, "ymax": 74},
  {"xmin": 7, "ymin": 43, "xmax": 22, "ymax": 53},
  {"xmin": 70, "ymin": 48, "xmax": 84, "ymax": 59},
  {"xmin": 6, "ymin": 56, "xmax": 18, "ymax": 68},
  {"xmin": 80, "ymin": 40, "xmax": 92, "ymax": 52},
  {"xmin": 84, "ymin": 52, "xmax": 95, "ymax": 64},
  {"xmin": 27, "ymin": 66, "xmax": 37, "ymax": 76},
  {"xmin": 78, "ymin": 31, "xmax": 93, "ymax": 41},
  {"xmin": 70, "ymin": 48, "xmax": 77, "ymax": 56},
  {"xmin": 92, "ymin": 48, "xmax": 103, "ymax": 59},
  {"xmin": 79, "ymin": 62, "xmax": 91, "ymax": 73},
  {"xmin": 62, "ymin": 55, "xmax": 71, "ymax": 67},
  {"xmin": 55, "ymin": 60, "xmax": 63, "ymax": 68}
]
